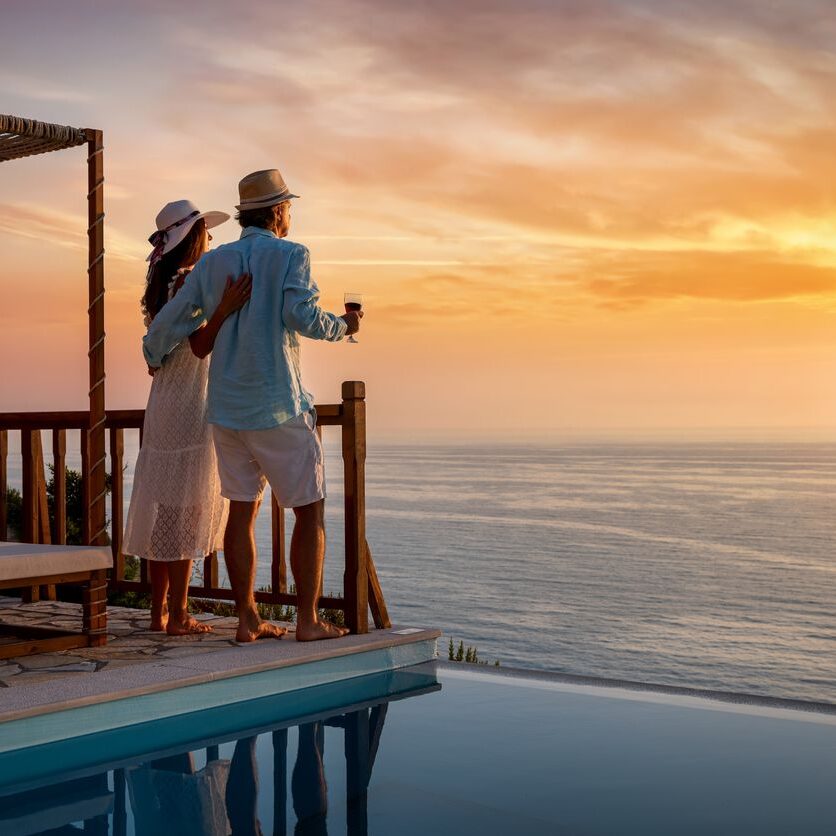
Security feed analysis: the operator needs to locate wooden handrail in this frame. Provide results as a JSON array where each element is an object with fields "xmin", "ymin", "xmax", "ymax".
[
  {"xmin": 0, "ymin": 404, "xmax": 345, "ymax": 430},
  {"xmin": 0, "ymin": 383, "xmax": 390, "ymax": 633}
]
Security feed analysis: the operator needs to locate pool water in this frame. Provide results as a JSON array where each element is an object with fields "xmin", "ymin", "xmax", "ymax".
[{"xmin": 2, "ymin": 663, "xmax": 835, "ymax": 835}]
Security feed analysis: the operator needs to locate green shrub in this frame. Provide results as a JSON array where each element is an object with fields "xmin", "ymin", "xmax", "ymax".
[
  {"xmin": 446, "ymin": 636, "xmax": 499, "ymax": 667},
  {"xmin": 4, "ymin": 466, "xmax": 112, "ymax": 545}
]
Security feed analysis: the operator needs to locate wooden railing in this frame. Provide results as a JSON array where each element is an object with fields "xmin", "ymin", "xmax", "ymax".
[{"xmin": 0, "ymin": 381, "xmax": 389, "ymax": 634}]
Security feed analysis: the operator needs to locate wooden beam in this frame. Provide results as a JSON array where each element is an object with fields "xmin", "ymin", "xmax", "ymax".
[
  {"xmin": 342, "ymin": 381, "xmax": 368, "ymax": 634},
  {"xmin": 0, "ymin": 633, "xmax": 92, "ymax": 660},
  {"xmin": 271, "ymin": 493, "xmax": 287, "ymax": 594},
  {"xmin": 109, "ymin": 428, "xmax": 124, "ymax": 580},
  {"xmin": 0, "ymin": 429, "xmax": 7, "ymax": 540},
  {"xmin": 366, "ymin": 542, "xmax": 391, "ymax": 629},
  {"xmin": 81, "ymin": 428, "xmax": 91, "ymax": 545},
  {"xmin": 35, "ymin": 432, "xmax": 51, "ymax": 546},
  {"xmin": 203, "ymin": 552, "xmax": 219, "ymax": 590},
  {"xmin": 111, "ymin": 579, "xmax": 345, "ymax": 610},
  {"xmin": 21, "ymin": 429, "xmax": 38, "ymax": 544},
  {"xmin": 86, "ymin": 128, "xmax": 107, "ymax": 547},
  {"xmin": 52, "ymin": 429, "xmax": 67, "ymax": 544}
]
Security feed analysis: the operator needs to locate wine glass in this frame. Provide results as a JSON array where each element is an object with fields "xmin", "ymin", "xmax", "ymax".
[{"xmin": 344, "ymin": 292, "xmax": 363, "ymax": 344}]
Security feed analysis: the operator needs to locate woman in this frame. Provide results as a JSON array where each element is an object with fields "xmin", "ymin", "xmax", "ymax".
[{"xmin": 124, "ymin": 200, "xmax": 251, "ymax": 635}]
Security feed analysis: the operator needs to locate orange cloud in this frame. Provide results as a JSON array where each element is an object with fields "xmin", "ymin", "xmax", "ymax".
[{"xmin": 4, "ymin": 0, "xmax": 836, "ymax": 432}]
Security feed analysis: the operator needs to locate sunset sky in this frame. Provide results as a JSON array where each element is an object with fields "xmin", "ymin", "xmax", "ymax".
[{"xmin": 2, "ymin": 0, "xmax": 836, "ymax": 438}]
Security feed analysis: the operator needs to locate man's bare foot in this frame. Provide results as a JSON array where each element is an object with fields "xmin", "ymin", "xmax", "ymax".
[
  {"xmin": 236, "ymin": 620, "xmax": 287, "ymax": 643},
  {"xmin": 295, "ymin": 618, "xmax": 350, "ymax": 642},
  {"xmin": 167, "ymin": 616, "xmax": 214, "ymax": 636},
  {"xmin": 150, "ymin": 604, "xmax": 168, "ymax": 632}
]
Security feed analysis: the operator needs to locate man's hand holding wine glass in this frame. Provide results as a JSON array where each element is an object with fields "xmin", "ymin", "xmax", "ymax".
[{"xmin": 342, "ymin": 292, "xmax": 364, "ymax": 343}]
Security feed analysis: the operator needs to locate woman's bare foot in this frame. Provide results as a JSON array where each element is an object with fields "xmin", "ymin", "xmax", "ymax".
[
  {"xmin": 150, "ymin": 603, "xmax": 168, "ymax": 632},
  {"xmin": 167, "ymin": 616, "xmax": 214, "ymax": 636},
  {"xmin": 295, "ymin": 618, "xmax": 350, "ymax": 642},
  {"xmin": 236, "ymin": 618, "xmax": 287, "ymax": 643}
]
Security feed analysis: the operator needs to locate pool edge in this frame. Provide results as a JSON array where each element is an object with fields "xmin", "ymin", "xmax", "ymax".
[{"xmin": 0, "ymin": 629, "xmax": 439, "ymax": 752}]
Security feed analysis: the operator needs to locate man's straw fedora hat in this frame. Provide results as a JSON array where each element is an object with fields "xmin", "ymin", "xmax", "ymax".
[
  {"xmin": 236, "ymin": 168, "xmax": 299, "ymax": 211},
  {"xmin": 146, "ymin": 199, "xmax": 229, "ymax": 262}
]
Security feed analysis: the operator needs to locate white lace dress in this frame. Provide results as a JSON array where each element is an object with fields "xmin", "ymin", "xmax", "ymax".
[{"xmin": 123, "ymin": 275, "xmax": 228, "ymax": 562}]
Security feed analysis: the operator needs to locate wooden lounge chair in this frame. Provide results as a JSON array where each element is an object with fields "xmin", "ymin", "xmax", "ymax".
[{"xmin": 0, "ymin": 542, "xmax": 111, "ymax": 659}]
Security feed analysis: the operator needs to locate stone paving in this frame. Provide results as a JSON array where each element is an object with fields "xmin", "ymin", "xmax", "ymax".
[{"xmin": 0, "ymin": 599, "xmax": 293, "ymax": 688}]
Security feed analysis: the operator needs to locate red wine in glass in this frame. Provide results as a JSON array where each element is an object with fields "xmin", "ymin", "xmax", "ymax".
[{"xmin": 344, "ymin": 293, "xmax": 363, "ymax": 343}]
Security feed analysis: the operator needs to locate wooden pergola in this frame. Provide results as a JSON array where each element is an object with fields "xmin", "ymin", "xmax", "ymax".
[{"xmin": 0, "ymin": 114, "xmax": 107, "ymax": 548}]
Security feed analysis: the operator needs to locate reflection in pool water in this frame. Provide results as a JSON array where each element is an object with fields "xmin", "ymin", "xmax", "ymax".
[
  {"xmin": 126, "ymin": 708, "xmax": 384, "ymax": 835},
  {"xmin": 0, "ymin": 666, "xmax": 438, "ymax": 836},
  {"xmin": 2, "ymin": 662, "xmax": 836, "ymax": 835}
]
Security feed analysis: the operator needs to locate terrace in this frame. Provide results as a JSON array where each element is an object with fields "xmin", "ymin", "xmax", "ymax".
[{"xmin": 0, "ymin": 113, "xmax": 438, "ymax": 729}]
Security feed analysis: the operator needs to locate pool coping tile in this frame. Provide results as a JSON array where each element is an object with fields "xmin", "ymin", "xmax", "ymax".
[{"xmin": 0, "ymin": 626, "xmax": 440, "ymax": 724}]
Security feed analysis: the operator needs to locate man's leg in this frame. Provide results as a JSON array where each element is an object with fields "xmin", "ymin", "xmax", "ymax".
[
  {"xmin": 291, "ymin": 500, "xmax": 349, "ymax": 641},
  {"xmin": 225, "ymin": 499, "xmax": 286, "ymax": 642}
]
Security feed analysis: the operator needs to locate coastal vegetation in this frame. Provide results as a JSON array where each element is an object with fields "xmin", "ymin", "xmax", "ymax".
[
  {"xmin": 448, "ymin": 637, "xmax": 500, "ymax": 667},
  {"xmin": 3, "ymin": 466, "xmax": 112, "ymax": 546}
]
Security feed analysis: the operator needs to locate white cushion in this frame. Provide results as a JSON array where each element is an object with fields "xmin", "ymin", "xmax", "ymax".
[{"xmin": 0, "ymin": 543, "xmax": 112, "ymax": 582}]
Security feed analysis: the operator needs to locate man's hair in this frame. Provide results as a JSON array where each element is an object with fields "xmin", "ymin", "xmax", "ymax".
[{"xmin": 235, "ymin": 204, "xmax": 278, "ymax": 229}]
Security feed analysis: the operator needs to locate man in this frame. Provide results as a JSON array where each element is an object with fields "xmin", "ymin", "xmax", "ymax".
[{"xmin": 143, "ymin": 169, "xmax": 362, "ymax": 642}]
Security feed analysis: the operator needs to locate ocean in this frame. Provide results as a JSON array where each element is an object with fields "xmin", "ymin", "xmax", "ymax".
[{"xmin": 5, "ymin": 438, "xmax": 836, "ymax": 703}]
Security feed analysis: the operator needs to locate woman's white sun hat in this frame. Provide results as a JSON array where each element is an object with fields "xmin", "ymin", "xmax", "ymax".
[
  {"xmin": 146, "ymin": 199, "xmax": 230, "ymax": 263},
  {"xmin": 236, "ymin": 169, "xmax": 299, "ymax": 211}
]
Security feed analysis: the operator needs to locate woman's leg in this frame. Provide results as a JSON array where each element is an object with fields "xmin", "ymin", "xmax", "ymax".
[
  {"xmin": 149, "ymin": 561, "xmax": 169, "ymax": 631},
  {"xmin": 167, "ymin": 559, "xmax": 213, "ymax": 635}
]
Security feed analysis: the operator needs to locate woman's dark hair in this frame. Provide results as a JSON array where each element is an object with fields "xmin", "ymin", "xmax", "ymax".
[
  {"xmin": 141, "ymin": 218, "xmax": 207, "ymax": 321},
  {"xmin": 236, "ymin": 205, "xmax": 277, "ymax": 229}
]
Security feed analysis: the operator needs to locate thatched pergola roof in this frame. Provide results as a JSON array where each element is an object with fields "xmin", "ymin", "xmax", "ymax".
[{"xmin": 0, "ymin": 114, "xmax": 87, "ymax": 162}]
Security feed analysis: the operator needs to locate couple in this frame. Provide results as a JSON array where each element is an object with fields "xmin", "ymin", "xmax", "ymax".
[{"xmin": 123, "ymin": 169, "xmax": 362, "ymax": 643}]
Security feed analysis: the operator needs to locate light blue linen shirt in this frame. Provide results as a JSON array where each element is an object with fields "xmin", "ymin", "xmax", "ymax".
[{"xmin": 143, "ymin": 226, "xmax": 347, "ymax": 430}]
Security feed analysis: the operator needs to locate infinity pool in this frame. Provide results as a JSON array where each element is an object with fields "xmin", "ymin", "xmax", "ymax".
[{"xmin": 2, "ymin": 662, "xmax": 835, "ymax": 835}]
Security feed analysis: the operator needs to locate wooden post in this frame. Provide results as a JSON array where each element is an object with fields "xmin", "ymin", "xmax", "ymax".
[
  {"xmin": 81, "ymin": 428, "xmax": 91, "ymax": 545},
  {"xmin": 109, "ymin": 428, "xmax": 124, "ymax": 580},
  {"xmin": 34, "ymin": 433, "xmax": 55, "ymax": 599},
  {"xmin": 86, "ymin": 128, "xmax": 107, "ymax": 547},
  {"xmin": 341, "ymin": 381, "xmax": 368, "ymax": 634},
  {"xmin": 35, "ymin": 433, "xmax": 51, "ymax": 547},
  {"xmin": 82, "ymin": 568, "xmax": 108, "ymax": 645},
  {"xmin": 271, "ymin": 492, "xmax": 287, "ymax": 594},
  {"xmin": 0, "ymin": 429, "xmax": 7, "ymax": 541},
  {"xmin": 203, "ymin": 551, "xmax": 219, "ymax": 590},
  {"xmin": 21, "ymin": 429, "xmax": 40, "ymax": 602},
  {"xmin": 52, "ymin": 429, "xmax": 67, "ymax": 544},
  {"xmin": 21, "ymin": 429, "xmax": 38, "ymax": 544}
]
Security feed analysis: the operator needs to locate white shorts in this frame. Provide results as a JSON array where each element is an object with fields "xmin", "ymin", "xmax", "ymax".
[{"xmin": 211, "ymin": 410, "xmax": 326, "ymax": 507}]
